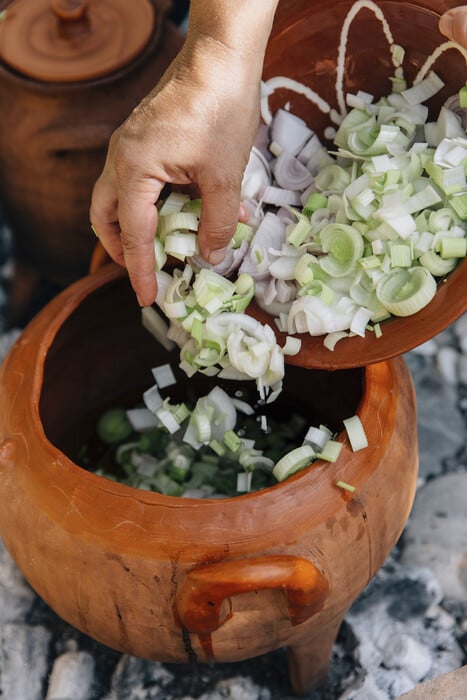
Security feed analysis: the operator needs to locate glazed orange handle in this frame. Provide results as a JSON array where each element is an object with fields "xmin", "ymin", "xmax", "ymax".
[{"xmin": 175, "ymin": 554, "xmax": 329, "ymax": 634}]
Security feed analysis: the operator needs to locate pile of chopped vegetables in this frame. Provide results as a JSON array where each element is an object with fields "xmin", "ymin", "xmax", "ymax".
[
  {"xmin": 78, "ymin": 362, "xmax": 366, "ymax": 497},
  {"xmin": 149, "ymin": 73, "xmax": 466, "ymax": 378}
]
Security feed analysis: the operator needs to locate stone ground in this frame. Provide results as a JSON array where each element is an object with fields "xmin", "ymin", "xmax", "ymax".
[{"xmin": 0, "ymin": 221, "xmax": 466, "ymax": 699}]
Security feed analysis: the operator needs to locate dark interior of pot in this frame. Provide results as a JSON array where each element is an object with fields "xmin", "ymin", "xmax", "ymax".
[{"xmin": 38, "ymin": 275, "xmax": 364, "ymax": 467}]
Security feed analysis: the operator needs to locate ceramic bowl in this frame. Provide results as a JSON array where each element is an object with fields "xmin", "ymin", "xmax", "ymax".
[{"xmin": 250, "ymin": 0, "xmax": 467, "ymax": 369}]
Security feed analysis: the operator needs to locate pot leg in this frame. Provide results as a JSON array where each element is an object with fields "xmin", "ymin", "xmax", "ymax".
[{"xmin": 287, "ymin": 615, "xmax": 344, "ymax": 696}]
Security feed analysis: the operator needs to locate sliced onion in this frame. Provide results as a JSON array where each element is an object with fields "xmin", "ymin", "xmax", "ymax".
[
  {"xmin": 238, "ymin": 212, "xmax": 287, "ymax": 280},
  {"xmin": 189, "ymin": 239, "xmax": 249, "ymax": 278},
  {"xmin": 273, "ymin": 151, "xmax": 314, "ymax": 191},
  {"xmin": 287, "ymin": 295, "xmax": 355, "ymax": 335},
  {"xmin": 271, "ymin": 108, "xmax": 314, "ymax": 156},
  {"xmin": 269, "ymin": 255, "xmax": 301, "ymax": 280},
  {"xmin": 241, "ymin": 147, "xmax": 272, "ymax": 200},
  {"xmin": 260, "ymin": 186, "xmax": 302, "ymax": 207},
  {"xmin": 256, "ymin": 280, "xmax": 294, "ymax": 314}
]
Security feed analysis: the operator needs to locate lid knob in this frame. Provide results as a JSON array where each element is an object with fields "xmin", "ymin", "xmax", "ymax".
[{"xmin": 51, "ymin": 0, "xmax": 88, "ymax": 22}]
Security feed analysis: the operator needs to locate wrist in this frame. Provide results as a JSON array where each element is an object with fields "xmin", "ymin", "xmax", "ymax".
[
  {"xmin": 175, "ymin": 30, "xmax": 265, "ymax": 94},
  {"xmin": 186, "ymin": 0, "xmax": 279, "ymax": 61}
]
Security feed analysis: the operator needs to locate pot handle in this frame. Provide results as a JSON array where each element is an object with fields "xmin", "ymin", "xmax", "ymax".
[{"xmin": 175, "ymin": 554, "xmax": 329, "ymax": 634}]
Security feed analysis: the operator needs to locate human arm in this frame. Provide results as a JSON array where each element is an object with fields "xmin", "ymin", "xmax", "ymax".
[{"xmin": 89, "ymin": 0, "xmax": 280, "ymax": 307}]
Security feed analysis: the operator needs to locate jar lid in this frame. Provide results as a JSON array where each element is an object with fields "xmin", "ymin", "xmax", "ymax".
[{"xmin": 0, "ymin": 0, "xmax": 155, "ymax": 82}]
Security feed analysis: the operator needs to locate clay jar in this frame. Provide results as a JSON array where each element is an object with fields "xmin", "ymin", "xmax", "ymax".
[
  {"xmin": 0, "ymin": 264, "xmax": 418, "ymax": 695},
  {"xmin": 0, "ymin": 0, "xmax": 184, "ymax": 288}
]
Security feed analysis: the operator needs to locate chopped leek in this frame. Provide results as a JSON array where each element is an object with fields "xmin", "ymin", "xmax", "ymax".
[
  {"xmin": 83, "ymin": 357, "xmax": 374, "ymax": 497},
  {"xmin": 97, "ymin": 409, "xmax": 133, "ymax": 444},
  {"xmin": 319, "ymin": 224, "xmax": 364, "ymax": 277},
  {"xmin": 376, "ymin": 267, "xmax": 437, "ymax": 316},
  {"xmin": 138, "ymin": 65, "xmax": 467, "ymax": 416},
  {"xmin": 343, "ymin": 415, "xmax": 368, "ymax": 451},
  {"xmin": 224, "ymin": 430, "xmax": 242, "ymax": 453},
  {"xmin": 272, "ymin": 445, "xmax": 315, "ymax": 482},
  {"xmin": 317, "ymin": 440, "xmax": 343, "ymax": 462},
  {"xmin": 151, "ymin": 363, "xmax": 176, "ymax": 389},
  {"xmin": 336, "ymin": 480, "xmax": 356, "ymax": 493},
  {"xmin": 439, "ymin": 237, "xmax": 467, "ymax": 259}
]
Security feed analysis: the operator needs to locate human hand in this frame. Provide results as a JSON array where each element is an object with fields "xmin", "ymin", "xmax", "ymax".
[
  {"xmin": 90, "ymin": 35, "xmax": 263, "ymax": 307},
  {"xmin": 439, "ymin": 6, "xmax": 467, "ymax": 48}
]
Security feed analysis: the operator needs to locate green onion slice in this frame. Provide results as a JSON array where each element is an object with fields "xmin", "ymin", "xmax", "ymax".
[
  {"xmin": 376, "ymin": 267, "xmax": 437, "ymax": 316},
  {"xmin": 343, "ymin": 415, "xmax": 368, "ymax": 451},
  {"xmin": 319, "ymin": 224, "xmax": 364, "ymax": 277},
  {"xmin": 272, "ymin": 445, "xmax": 315, "ymax": 482}
]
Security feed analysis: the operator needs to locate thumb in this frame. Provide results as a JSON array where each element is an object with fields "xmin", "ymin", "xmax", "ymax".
[
  {"xmin": 439, "ymin": 7, "xmax": 467, "ymax": 48},
  {"xmin": 197, "ymin": 186, "xmax": 241, "ymax": 265}
]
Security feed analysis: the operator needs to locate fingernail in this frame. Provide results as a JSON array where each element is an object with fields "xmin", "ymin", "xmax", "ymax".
[
  {"xmin": 136, "ymin": 294, "xmax": 144, "ymax": 307},
  {"xmin": 238, "ymin": 203, "xmax": 249, "ymax": 222},
  {"xmin": 91, "ymin": 223, "xmax": 99, "ymax": 238},
  {"xmin": 208, "ymin": 248, "xmax": 227, "ymax": 265},
  {"xmin": 439, "ymin": 13, "xmax": 452, "ymax": 38}
]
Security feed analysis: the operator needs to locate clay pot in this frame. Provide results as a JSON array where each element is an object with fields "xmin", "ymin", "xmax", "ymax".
[
  {"xmin": 0, "ymin": 263, "xmax": 418, "ymax": 694},
  {"xmin": 0, "ymin": 0, "xmax": 184, "ymax": 288}
]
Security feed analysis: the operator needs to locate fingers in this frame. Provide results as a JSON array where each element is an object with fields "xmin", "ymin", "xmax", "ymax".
[
  {"xmin": 238, "ymin": 202, "xmax": 250, "ymax": 223},
  {"xmin": 90, "ymin": 176, "xmax": 125, "ymax": 266},
  {"xmin": 197, "ymin": 185, "xmax": 241, "ymax": 265},
  {"xmin": 439, "ymin": 7, "xmax": 467, "ymax": 48},
  {"xmin": 90, "ymin": 172, "xmax": 162, "ymax": 307},
  {"xmin": 117, "ymin": 183, "xmax": 163, "ymax": 307}
]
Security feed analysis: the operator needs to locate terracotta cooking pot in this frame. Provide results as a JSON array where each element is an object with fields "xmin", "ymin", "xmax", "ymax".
[
  {"xmin": 0, "ymin": 0, "xmax": 183, "ymax": 290},
  {"xmin": 0, "ymin": 263, "xmax": 418, "ymax": 694}
]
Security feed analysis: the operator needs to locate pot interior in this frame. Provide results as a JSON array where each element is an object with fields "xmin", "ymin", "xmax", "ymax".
[{"xmin": 38, "ymin": 275, "xmax": 364, "ymax": 472}]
